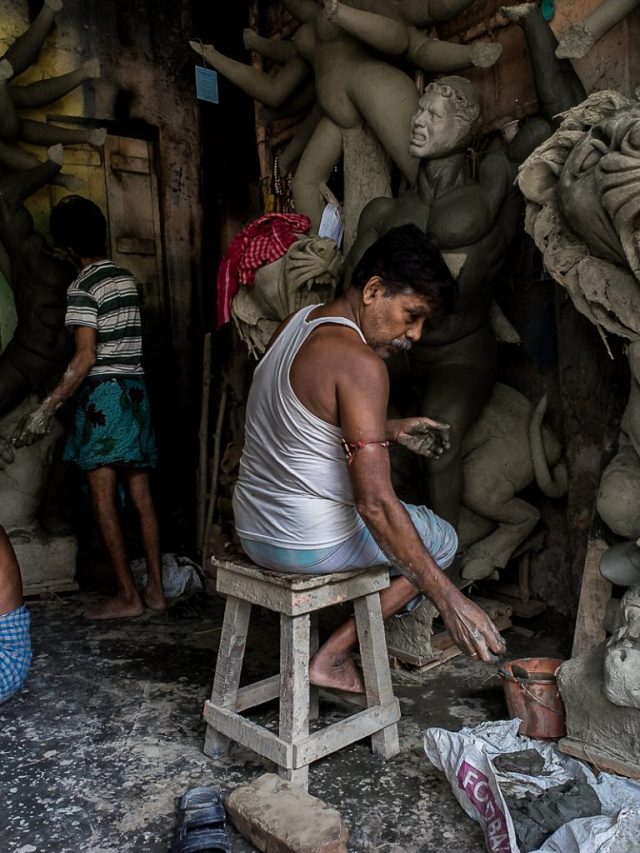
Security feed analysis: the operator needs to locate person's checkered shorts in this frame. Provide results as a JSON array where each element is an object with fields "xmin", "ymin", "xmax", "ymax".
[{"xmin": 0, "ymin": 604, "xmax": 32, "ymax": 703}]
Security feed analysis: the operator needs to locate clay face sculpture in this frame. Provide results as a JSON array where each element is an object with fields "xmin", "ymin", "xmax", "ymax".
[
  {"xmin": 604, "ymin": 584, "xmax": 640, "ymax": 710},
  {"xmin": 409, "ymin": 78, "xmax": 480, "ymax": 159}
]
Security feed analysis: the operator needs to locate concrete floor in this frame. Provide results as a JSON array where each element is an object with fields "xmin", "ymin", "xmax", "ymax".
[{"xmin": 0, "ymin": 591, "xmax": 568, "ymax": 853}]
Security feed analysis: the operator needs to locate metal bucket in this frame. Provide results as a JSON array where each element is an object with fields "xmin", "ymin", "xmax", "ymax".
[{"xmin": 499, "ymin": 657, "xmax": 566, "ymax": 739}]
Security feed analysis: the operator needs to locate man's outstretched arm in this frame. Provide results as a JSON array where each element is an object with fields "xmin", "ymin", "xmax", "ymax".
[{"xmin": 337, "ymin": 348, "xmax": 505, "ymax": 662}]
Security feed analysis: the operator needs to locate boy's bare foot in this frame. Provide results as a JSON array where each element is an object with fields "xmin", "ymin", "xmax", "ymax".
[
  {"xmin": 84, "ymin": 594, "xmax": 144, "ymax": 620},
  {"xmin": 309, "ymin": 652, "xmax": 365, "ymax": 693},
  {"xmin": 142, "ymin": 584, "xmax": 167, "ymax": 612}
]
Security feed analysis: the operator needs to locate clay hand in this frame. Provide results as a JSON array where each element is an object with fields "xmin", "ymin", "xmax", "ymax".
[
  {"xmin": 11, "ymin": 406, "xmax": 52, "ymax": 448},
  {"xmin": 0, "ymin": 435, "xmax": 15, "ymax": 469},
  {"xmin": 437, "ymin": 589, "xmax": 507, "ymax": 663},
  {"xmin": 323, "ymin": 0, "xmax": 339, "ymax": 21},
  {"xmin": 393, "ymin": 417, "xmax": 451, "ymax": 458}
]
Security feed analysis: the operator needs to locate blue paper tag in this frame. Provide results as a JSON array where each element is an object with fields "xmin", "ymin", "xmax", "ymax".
[{"xmin": 195, "ymin": 66, "xmax": 219, "ymax": 104}]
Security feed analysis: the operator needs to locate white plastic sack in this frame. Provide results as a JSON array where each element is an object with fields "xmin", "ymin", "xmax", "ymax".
[
  {"xmin": 131, "ymin": 552, "xmax": 204, "ymax": 600},
  {"xmin": 423, "ymin": 719, "xmax": 640, "ymax": 853}
]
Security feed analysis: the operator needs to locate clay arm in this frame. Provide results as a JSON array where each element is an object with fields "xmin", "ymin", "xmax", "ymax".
[
  {"xmin": 0, "ymin": 62, "xmax": 19, "ymax": 139},
  {"xmin": 189, "ymin": 42, "xmax": 310, "ymax": 108},
  {"xmin": 0, "ymin": 150, "xmax": 62, "ymax": 257},
  {"xmin": 0, "ymin": 142, "xmax": 82, "ymax": 192},
  {"xmin": 10, "ymin": 59, "xmax": 101, "ymax": 110},
  {"xmin": 338, "ymin": 347, "xmax": 505, "ymax": 661},
  {"xmin": 281, "ymin": 0, "xmax": 319, "ymax": 23},
  {"xmin": 324, "ymin": 2, "xmax": 410, "ymax": 54},
  {"xmin": 407, "ymin": 29, "xmax": 502, "ymax": 71},
  {"xmin": 2, "ymin": 0, "xmax": 62, "ymax": 78},
  {"xmin": 242, "ymin": 29, "xmax": 298, "ymax": 64},
  {"xmin": 11, "ymin": 326, "xmax": 96, "ymax": 448},
  {"xmin": 556, "ymin": 0, "xmax": 640, "ymax": 59}
]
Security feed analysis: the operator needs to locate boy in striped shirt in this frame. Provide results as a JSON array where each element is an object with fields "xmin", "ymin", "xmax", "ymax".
[{"xmin": 13, "ymin": 196, "xmax": 165, "ymax": 620}]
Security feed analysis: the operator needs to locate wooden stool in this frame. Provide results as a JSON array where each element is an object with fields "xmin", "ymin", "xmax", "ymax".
[{"xmin": 203, "ymin": 557, "xmax": 401, "ymax": 790}]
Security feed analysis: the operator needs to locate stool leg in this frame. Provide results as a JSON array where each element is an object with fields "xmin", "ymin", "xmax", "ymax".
[
  {"xmin": 354, "ymin": 592, "xmax": 400, "ymax": 759},
  {"xmin": 309, "ymin": 612, "xmax": 320, "ymax": 721},
  {"xmin": 204, "ymin": 595, "xmax": 252, "ymax": 759},
  {"xmin": 279, "ymin": 612, "xmax": 310, "ymax": 790}
]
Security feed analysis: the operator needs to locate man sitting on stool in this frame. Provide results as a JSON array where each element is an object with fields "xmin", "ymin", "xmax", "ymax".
[{"xmin": 234, "ymin": 225, "xmax": 506, "ymax": 693}]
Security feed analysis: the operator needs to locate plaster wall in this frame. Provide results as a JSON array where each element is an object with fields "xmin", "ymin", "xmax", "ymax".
[{"xmin": 0, "ymin": 0, "xmax": 203, "ymax": 400}]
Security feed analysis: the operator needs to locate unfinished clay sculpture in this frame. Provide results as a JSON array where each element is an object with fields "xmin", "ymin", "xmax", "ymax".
[
  {"xmin": 603, "ymin": 584, "xmax": 640, "ymax": 710},
  {"xmin": 191, "ymin": 0, "xmax": 502, "ymax": 228},
  {"xmin": 517, "ymin": 90, "xmax": 640, "ymax": 541},
  {"xmin": 457, "ymin": 384, "xmax": 566, "ymax": 580},
  {"xmin": 232, "ymin": 235, "xmax": 342, "ymax": 357},
  {"xmin": 347, "ymin": 3, "xmax": 584, "ymax": 526}
]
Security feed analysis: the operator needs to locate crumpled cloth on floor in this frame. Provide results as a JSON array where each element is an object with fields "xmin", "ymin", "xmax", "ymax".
[
  {"xmin": 216, "ymin": 213, "xmax": 311, "ymax": 328},
  {"xmin": 131, "ymin": 553, "xmax": 203, "ymax": 600}
]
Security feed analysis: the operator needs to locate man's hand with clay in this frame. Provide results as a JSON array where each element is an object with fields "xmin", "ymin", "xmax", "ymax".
[
  {"xmin": 11, "ymin": 403, "xmax": 52, "ymax": 448},
  {"xmin": 390, "ymin": 416, "xmax": 451, "ymax": 459}
]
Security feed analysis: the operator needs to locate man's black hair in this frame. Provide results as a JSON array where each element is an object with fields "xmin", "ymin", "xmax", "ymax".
[
  {"xmin": 351, "ymin": 224, "xmax": 457, "ymax": 314},
  {"xmin": 50, "ymin": 195, "xmax": 107, "ymax": 258}
]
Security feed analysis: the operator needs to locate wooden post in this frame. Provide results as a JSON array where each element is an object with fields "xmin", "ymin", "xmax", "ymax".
[{"xmin": 197, "ymin": 332, "xmax": 212, "ymax": 548}]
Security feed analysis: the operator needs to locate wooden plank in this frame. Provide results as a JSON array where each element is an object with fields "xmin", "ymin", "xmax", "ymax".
[
  {"xmin": 204, "ymin": 596, "xmax": 251, "ymax": 758},
  {"xmin": 572, "ymin": 537, "xmax": 612, "ymax": 658},
  {"xmin": 279, "ymin": 613, "xmax": 310, "ymax": 787},
  {"xmin": 354, "ymin": 592, "xmax": 400, "ymax": 758},
  {"xmin": 213, "ymin": 558, "xmax": 386, "ymax": 591},
  {"xmin": 558, "ymin": 736, "xmax": 640, "ymax": 780},
  {"xmin": 309, "ymin": 613, "xmax": 320, "ymax": 721},
  {"xmin": 492, "ymin": 593, "xmax": 547, "ymax": 619},
  {"xmin": 417, "ymin": 645, "xmax": 463, "ymax": 672},
  {"xmin": 293, "ymin": 701, "xmax": 401, "ymax": 768},
  {"xmin": 203, "ymin": 702, "xmax": 292, "ymax": 767},
  {"xmin": 235, "ymin": 675, "xmax": 280, "ymax": 712},
  {"xmin": 216, "ymin": 567, "xmax": 390, "ymax": 616}
]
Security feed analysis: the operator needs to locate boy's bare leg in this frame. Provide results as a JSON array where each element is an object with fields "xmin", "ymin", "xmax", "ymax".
[
  {"xmin": 84, "ymin": 466, "xmax": 144, "ymax": 619},
  {"xmin": 125, "ymin": 469, "xmax": 166, "ymax": 612}
]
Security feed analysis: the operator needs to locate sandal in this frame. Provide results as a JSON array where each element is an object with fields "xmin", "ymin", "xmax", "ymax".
[{"xmin": 171, "ymin": 786, "xmax": 231, "ymax": 853}]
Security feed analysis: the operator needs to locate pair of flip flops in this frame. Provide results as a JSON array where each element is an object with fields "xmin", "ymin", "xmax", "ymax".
[{"xmin": 171, "ymin": 786, "xmax": 231, "ymax": 853}]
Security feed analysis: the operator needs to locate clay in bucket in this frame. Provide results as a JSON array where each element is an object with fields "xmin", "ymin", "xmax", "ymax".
[{"xmin": 498, "ymin": 657, "xmax": 566, "ymax": 739}]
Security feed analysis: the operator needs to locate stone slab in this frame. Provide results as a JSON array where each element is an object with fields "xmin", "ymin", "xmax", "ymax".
[{"xmin": 226, "ymin": 773, "xmax": 349, "ymax": 853}]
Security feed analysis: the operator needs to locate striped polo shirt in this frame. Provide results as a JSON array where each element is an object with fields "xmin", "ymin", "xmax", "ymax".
[{"xmin": 65, "ymin": 259, "xmax": 144, "ymax": 377}]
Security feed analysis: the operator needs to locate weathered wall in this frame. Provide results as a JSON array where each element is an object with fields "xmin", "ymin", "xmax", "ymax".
[{"xmin": 0, "ymin": 0, "xmax": 203, "ymax": 541}]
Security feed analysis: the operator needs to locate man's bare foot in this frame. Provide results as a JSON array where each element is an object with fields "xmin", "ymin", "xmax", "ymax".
[
  {"xmin": 84, "ymin": 594, "xmax": 144, "ymax": 620},
  {"xmin": 309, "ymin": 652, "xmax": 365, "ymax": 693},
  {"xmin": 142, "ymin": 584, "xmax": 167, "ymax": 612}
]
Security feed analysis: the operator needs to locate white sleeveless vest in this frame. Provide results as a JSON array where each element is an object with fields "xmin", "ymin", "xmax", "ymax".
[{"xmin": 233, "ymin": 304, "xmax": 366, "ymax": 549}]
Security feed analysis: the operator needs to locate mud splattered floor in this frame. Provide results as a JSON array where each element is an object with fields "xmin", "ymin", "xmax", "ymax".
[{"xmin": 0, "ymin": 592, "xmax": 568, "ymax": 853}]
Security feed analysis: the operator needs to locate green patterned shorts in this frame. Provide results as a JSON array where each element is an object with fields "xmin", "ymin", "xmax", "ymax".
[{"xmin": 63, "ymin": 376, "xmax": 158, "ymax": 471}]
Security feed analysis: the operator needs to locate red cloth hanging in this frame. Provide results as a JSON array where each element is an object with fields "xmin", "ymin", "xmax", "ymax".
[{"xmin": 216, "ymin": 212, "xmax": 311, "ymax": 328}]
